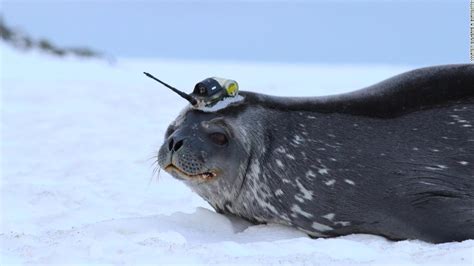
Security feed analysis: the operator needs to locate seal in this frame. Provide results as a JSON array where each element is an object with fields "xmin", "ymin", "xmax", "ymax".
[{"xmin": 156, "ymin": 64, "xmax": 474, "ymax": 243}]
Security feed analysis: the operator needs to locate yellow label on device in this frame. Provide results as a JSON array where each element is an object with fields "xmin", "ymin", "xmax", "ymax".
[{"xmin": 226, "ymin": 82, "xmax": 238, "ymax": 96}]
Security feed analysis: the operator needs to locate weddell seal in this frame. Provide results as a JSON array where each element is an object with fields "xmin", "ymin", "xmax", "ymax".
[{"xmin": 149, "ymin": 64, "xmax": 474, "ymax": 243}]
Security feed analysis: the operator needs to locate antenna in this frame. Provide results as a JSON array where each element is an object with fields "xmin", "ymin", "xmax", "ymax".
[{"xmin": 143, "ymin": 72, "xmax": 197, "ymax": 105}]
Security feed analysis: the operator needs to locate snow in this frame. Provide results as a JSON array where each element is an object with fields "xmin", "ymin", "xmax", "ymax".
[{"xmin": 1, "ymin": 45, "xmax": 473, "ymax": 265}]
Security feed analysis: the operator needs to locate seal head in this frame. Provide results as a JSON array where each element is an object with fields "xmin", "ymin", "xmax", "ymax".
[{"xmin": 157, "ymin": 106, "xmax": 252, "ymax": 206}]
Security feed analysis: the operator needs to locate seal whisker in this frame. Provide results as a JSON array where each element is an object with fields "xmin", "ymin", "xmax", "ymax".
[
  {"xmin": 150, "ymin": 167, "xmax": 161, "ymax": 185},
  {"xmin": 147, "ymin": 155, "xmax": 159, "ymax": 166},
  {"xmin": 150, "ymin": 161, "xmax": 162, "ymax": 182}
]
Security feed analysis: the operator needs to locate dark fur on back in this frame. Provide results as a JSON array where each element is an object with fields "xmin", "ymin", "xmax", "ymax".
[{"xmin": 239, "ymin": 64, "xmax": 474, "ymax": 118}]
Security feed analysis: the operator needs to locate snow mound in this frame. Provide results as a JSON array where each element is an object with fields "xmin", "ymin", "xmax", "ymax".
[{"xmin": 1, "ymin": 45, "xmax": 472, "ymax": 264}]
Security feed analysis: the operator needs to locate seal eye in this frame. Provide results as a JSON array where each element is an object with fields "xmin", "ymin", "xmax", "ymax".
[{"xmin": 209, "ymin": 132, "xmax": 228, "ymax": 146}]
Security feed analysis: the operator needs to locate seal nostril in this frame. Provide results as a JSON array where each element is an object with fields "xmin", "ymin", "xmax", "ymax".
[
  {"xmin": 168, "ymin": 138, "xmax": 174, "ymax": 151},
  {"xmin": 173, "ymin": 139, "xmax": 184, "ymax": 151}
]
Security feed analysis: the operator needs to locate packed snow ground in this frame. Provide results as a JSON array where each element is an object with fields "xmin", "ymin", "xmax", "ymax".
[{"xmin": 1, "ymin": 45, "xmax": 473, "ymax": 265}]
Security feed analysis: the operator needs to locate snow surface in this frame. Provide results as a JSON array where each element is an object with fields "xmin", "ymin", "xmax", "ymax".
[{"xmin": 1, "ymin": 45, "xmax": 473, "ymax": 265}]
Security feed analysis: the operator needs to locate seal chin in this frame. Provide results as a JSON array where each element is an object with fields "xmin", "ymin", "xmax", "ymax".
[{"xmin": 164, "ymin": 165, "xmax": 217, "ymax": 181}]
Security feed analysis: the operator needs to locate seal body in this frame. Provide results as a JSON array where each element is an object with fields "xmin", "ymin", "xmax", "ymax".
[{"xmin": 157, "ymin": 64, "xmax": 474, "ymax": 243}]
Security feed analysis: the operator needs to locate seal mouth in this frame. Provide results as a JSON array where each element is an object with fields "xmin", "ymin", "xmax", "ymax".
[{"xmin": 164, "ymin": 165, "xmax": 217, "ymax": 181}]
